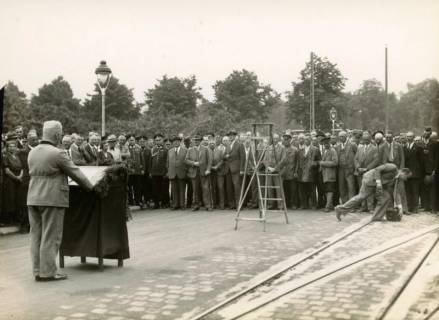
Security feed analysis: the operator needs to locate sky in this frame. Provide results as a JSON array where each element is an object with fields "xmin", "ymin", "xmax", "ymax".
[{"xmin": 1, "ymin": 0, "xmax": 438, "ymax": 103}]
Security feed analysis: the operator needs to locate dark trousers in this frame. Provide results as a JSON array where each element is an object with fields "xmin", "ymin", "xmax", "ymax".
[
  {"xmin": 283, "ymin": 179, "xmax": 299, "ymax": 209},
  {"xmin": 433, "ymin": 174, "xmax": 439, "ymax": 212},
  {"xmin": 406, "ymin": 177, "xmax": 421, "ymax": 212},
  {"xmin": 128, "ymin": 174, "xmax": 143, "ymax": 205},
  {"xmin": 210, "ymin": 173, "xmax": 225, "ymax": 209},
  {"xmin": 316, "ymin": 173, "xmax": 326, "ymax": 209},
  {"xmin": 151, "ymin": 175, "xmax": 167, "ymax": 208},
  {"xmin": 142, "ymin": 173, "xmax": 152, "ymax": 204},
  {"xmin": 420, "ymin": 179, "xmax": 432, "ymax": 211},
  {"xmin": 185, "ymin": 177, "xmax": 193, "ymax": 208},
  {"xmin": 170, "ymin": 178, "xmax": 186, "ymax": 209},
  {"xmin": 299, "ymin": 182, "xmax": 317, "ymax": 209},
  {"xmin": 226, "ymin": 172, "xmax": 241, "ymax": 209},
  {"xmin": 241, "ymin": 174, "xmax": 258, "ymax": 208}
]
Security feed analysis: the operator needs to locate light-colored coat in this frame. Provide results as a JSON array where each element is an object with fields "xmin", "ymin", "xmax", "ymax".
[
  {"xmin": 319, "ymin": 147, "xmax": 338, "ymax": 182},
  {"xmin": 167, "ymin": 146, "xmax": 187, "ymax": 179},
  {"xmin": 27, "ymin": 142, "xmax": 93, "ymax": 208},
  {"xmin": 185, "ymin": 145, "xmax": 212, "ymax": 178}
]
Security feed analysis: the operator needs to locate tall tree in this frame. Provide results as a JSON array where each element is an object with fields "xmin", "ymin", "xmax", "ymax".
[
  {"xmin": 83, "ymin": 76, "xmax": 140, "ymax": 122},
  {"xmin": 397, "ymin": 79, "xmax": 439, "ymax": 132},
  {"xmin": 213, "ymin": 69, "xmax": 280, "ymax": 123},
  {"xmin": 3, "ymin": 81, "xmax": 29, "ymax": 132},
  {"xmin": 29, "ymin": 76, "xmax": 81, "ymax": 133},
  {"xmin": 145, "ymin": 75, "xmax": 201, "ymax": 118},
  {"xmin": 286, "ymin": 55, "xmax": 346, "ymax": 131}
]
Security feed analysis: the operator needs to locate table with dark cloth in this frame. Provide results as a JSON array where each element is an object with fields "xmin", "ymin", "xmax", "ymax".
[{"xmin": 60, "ymin": 166, "xmax": 130, "ymax": 270}]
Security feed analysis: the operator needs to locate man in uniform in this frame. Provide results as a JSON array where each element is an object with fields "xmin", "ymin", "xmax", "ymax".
[
  {"xmin": 27, "ymin": 121, "xmax": 93, "ymax": 281},
  {"xmin": 150, "ymin": 133, "xmax": 168, "ymax": 209},
  {"xmin": 224, "ymin": 130, "xmax": 244, "ymax": 210}
]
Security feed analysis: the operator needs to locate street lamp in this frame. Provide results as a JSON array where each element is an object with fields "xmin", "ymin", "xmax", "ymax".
[
  {"xmin": 95, "ymin": 60, "xmax": 112, "ymax": 137},
  {"xmin": 329, "ymin": 107, "xmax": 337, "ymax": 135}
]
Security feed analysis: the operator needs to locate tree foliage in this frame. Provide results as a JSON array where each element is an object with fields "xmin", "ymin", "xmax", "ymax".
[
  {"xmin": 145, "ymin": 75, "xmax": 201, "ymax": 118},
  {"xmin": 213, "ymin": 69, "xmax": 280, "ymax": 123},
  {"xmin": 286, "ymin": 55, "xmax": 346, "ymax": 130},
  {"xmin": 28, "ymin": 76, "xmax": 82, "ymax": 133},
  {"xmin": 3, "ymin": 81, "xmax": 29, "ymax": 132},
  {"xmin": 83, "ymin": 77, "xmax": 141, "ymax": 123}
]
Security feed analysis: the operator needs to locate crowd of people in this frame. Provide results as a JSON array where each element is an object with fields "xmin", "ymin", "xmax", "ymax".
[{"xmin": 1, "ymin": 124, "xmax": 438, "ymax": 231}]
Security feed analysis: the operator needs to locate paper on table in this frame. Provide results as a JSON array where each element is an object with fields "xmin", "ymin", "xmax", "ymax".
[{"xmin": 68, "ymin": 166, "xmax": 108, "ymax": 187}]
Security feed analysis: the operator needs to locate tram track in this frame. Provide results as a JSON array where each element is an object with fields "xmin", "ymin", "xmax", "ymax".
[{"xmin": 189, "ymin": 222, "xmax": 439, "ymax": 320}]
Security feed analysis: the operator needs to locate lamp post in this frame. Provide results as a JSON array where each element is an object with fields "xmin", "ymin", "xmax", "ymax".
[
  {"xmin": 95, "ymin": 61, "xmax": 112, "ymax": 137},
  {"xmin": 330, "ymin": 107, "xmax": 337, "ymax": 135}
]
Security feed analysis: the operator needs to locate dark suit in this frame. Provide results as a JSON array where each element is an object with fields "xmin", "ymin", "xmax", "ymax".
[
  {"xmin": 224, "ymin": 140, "xmax": 244, "ymax": 208},
  {"xmin": 430, "ymin": 141, "xmax": 439, "ymax": 212},
  {"xmin": 83, "ymin": 144, "xmax": 99, "ymax": 166},
  {"xmin": 185, "ymin": 145, "xmax": 213, "ymax": 209},
  {"xmin": 97, "ymin": 150, "xmax": 114, "ymax": 166},
  {"xmin": 404, "ymin": 142, "xmax": 424, "ymax": 212},
  {"xmin": 27, "ymin": 141, "xmax": 92, "ymax": 278},
  {"xmin": 167, "ymin": 146, "xmax": 187, "ymax": 209},
  {"xmin": 336, "ymin": 142, "xmax": 357, "ymax": 203},
  {"xmin": 276, "ymin": 145, "xmax": 299, "ymax": 209},
  {"xmin": 142, "ymin": 147, "xmax": 152, "ymax": 205},
  {"xmin": 70, "ymin": 143, "xmax": 87, "ymax": 166},
  {"xmin": 17, "ymin": 145, "xmax": 32, "ymax": 230},
  {"xmin": 211, "ymin": 145, "xmax": 227, "ymax": 209},
  {"xmin": 298, "ymin": 145, "xmax": 320, "ymax": 209}
]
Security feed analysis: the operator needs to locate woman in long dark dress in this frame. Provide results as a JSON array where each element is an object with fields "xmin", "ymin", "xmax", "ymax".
[{"xmin": 1, "ymin": 137, "xmax": 23, "ymax": 225}]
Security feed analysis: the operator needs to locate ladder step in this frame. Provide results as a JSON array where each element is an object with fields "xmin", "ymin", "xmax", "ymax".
[
  {"xmin": 263, "ymin": 209, "xmax": 287, "ymax": 213},
  {"xmin": 259, "ymin": 185, "xmax": 280, "ymax": 188},
  {"xmin": 236, "ymin": 217, "xmax": 265, "ymax": 221},
  {"xmin": 261, "ymin": 198, "xmax": 283, "ymax": 201},
  {"xmin": 258, "ymin": 173, "xmax": 280, "ymax": 176}
]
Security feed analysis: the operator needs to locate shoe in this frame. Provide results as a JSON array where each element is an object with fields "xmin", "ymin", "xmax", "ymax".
[
  {"xmin": 170, "ymin": 207, "xmax": 180, "ymax": 211},
  {"xmin": 323, "ymin": 208, "xmax": 331, "ymax": 213},
  {"xmin": 36, "ymin": 274, "xmax": 68, "ymax": 282},
  {"xmin": 206, "ymin": 208, "xmax": 213, "ymax": 211},
  {"xmin": 192, "ymin": 207, "xmax": 199, "ymax": 211},
  {"xmin": 335, "ymin": 206, "xmax": 343, "ymax": 221}
]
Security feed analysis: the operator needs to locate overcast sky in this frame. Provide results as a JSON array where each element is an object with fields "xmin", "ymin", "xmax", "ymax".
[{"xmin": 1, "ymin": 0, "xmax": 438, "ymax": 103}]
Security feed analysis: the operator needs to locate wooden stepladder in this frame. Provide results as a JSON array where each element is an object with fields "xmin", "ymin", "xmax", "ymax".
[{"xmin": 234, "ymin": 123, "xmax": 289, "ymax": 231}]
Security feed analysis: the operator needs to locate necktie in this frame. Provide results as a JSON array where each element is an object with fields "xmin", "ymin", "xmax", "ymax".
[{"xmin": 389, "ymin": 143, "xmax": 394, "ymax": 162}]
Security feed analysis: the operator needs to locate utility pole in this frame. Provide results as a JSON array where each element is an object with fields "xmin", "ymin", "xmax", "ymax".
[
  {"xmin": 310, "ymin": 52, "xmax": 315, "ymax": 132},
  {"xmin": 385, "ymin": 45, "xmax": 389, "ymax": 133}
]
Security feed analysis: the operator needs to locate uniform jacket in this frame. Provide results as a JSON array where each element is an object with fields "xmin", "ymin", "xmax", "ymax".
[
  {"xmin": 336, "ymin": 141, "xmax": 357, "ymax": 173},
  {"xmin": 127, "ymin": 144, "xmax": 145, "ymax": 175},
  {"xmin": 424, "ymin": 140, "xmax": 436, "ymax": 175},
  {"xmin": 83, "ymin": 143, "xmax": 99, "ymax": 166},
  {"xmin": 275, "ymin": 145, "xmax": 299, "ymax": 180},
  {"xmin": 404, "ymin": 143, "xmax": 424, "ymax": 178},
  {"xmin": 224, "ymin": 140, "xmax": 244, "ymax": 175},
  {"xmin": 319, "ymin": 147, "xmax": 338, "ymax": 182},
  {"xmin": 185, "ymin": 145, "xmax": 212, "ymax": 178},
  {"xmin": 70, "ymin": 143, "xmax": 87, "ymax": 166},
  {"xmin": 212, "ymin": 145, "xmax": 227, "ymax": 176},
  {"xmin": 27, "ymin": 141, "xmax": 93, "ymax": 208},
  {"xmin": 167, "ymin": 146, "xmax": 187, "ymax": 179},
  {"xmin": 142, "ymin": 147, "xmax": 152, "ymax": 175},
  {"xmin": 298, "ymin": 145, "xmax": 320, "ymax": 183},
  {"xmin": 150, "ymin": 146, "xmax": 168, "ymax": 176},
  {"xmin": 354, "ymin": 143, "xmax": 378, "ymax": 175}
]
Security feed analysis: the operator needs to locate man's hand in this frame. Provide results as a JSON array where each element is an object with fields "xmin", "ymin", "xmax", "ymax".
[
  {"xmin": 205, "ymin": 170, "xmax": 210, "ymax": 175},
  {"xmin": 194, "ymin": 162, "xmax": 199, "ymax": 167},
  {"xmin": 267, "ymin": 167, "xmax": 275, "ymax": 173}
]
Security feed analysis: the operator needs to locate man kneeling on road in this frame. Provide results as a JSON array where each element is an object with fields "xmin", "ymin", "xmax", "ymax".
[{"xmin": 335, "ymin": 163, "xmax": 411, "ymax": 222}]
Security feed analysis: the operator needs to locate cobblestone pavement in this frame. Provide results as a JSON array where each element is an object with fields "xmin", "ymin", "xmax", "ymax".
[
  {"xmin": 0, "ymin": 208, "xmax": 361, "ymax": 320},
  {"xmin": 212, "ymin": 213, "xmax": 439, "ymax": 320},
  {"xmin": 1, "ymin": 210, "xmax": 438, "ymax": 320}
]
